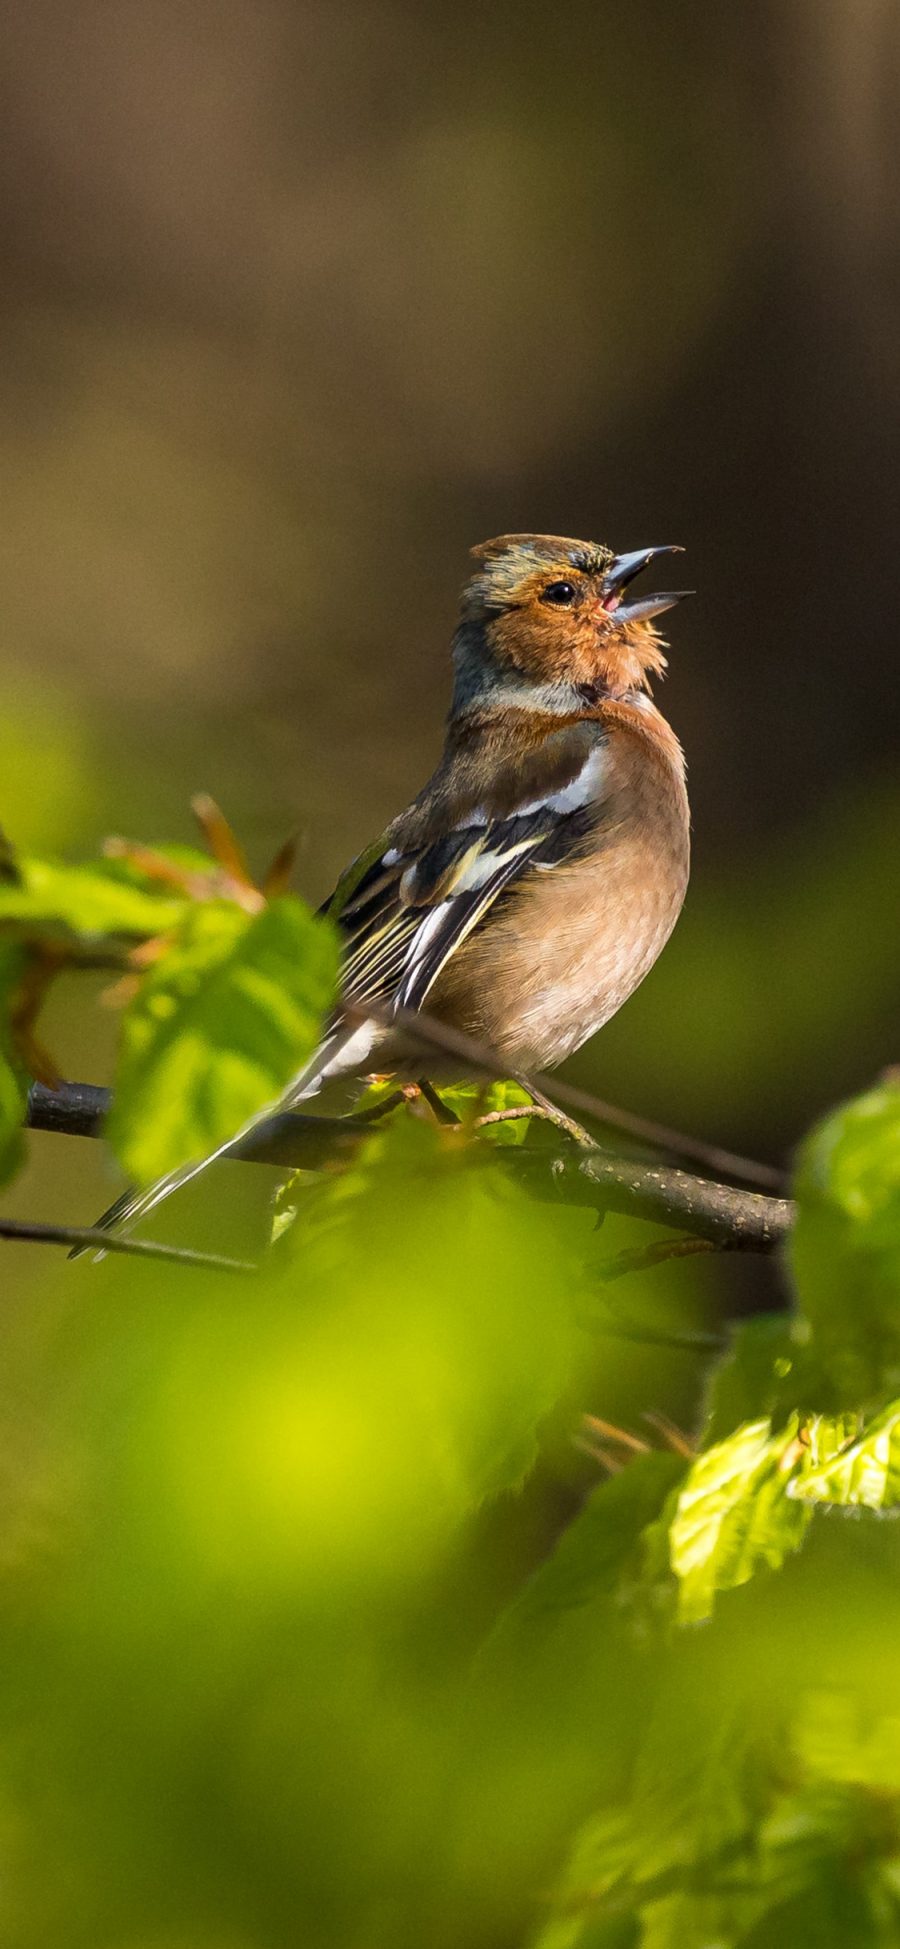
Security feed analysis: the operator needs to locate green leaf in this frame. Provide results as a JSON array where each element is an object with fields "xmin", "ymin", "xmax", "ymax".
[
  {"xmin": 536, "ymin": 1688, "xmax": 776, "ymax": 1948},
  {"xmin": 539, "ymin": 1769, "xmax": 900, "ymax": 1949},
  {"xmin": 791, "ymin": 1401, "xmax": 900, "ymax": 1510},
  {"xmin": 791, "ymin": 1079, "xmax": 900, "ymax": 1406},
  {"xmin": 0, "ymin": 856, "xmax": 186, "ymax": 944},
  {"xmin": 667, "ymin": 1419, "xmax": 812, "ymax": 1623},
  {"xmin": 665, "ymin": 1415, "xmax": 870, "ymax": 1622},
  {"xmin": 486, "ymin": 1451, "xmax": 685, "ymax": 1653},
  {"xmin": 798, "ymin": 1078, "xmax": 900, "ymax": 1227},
  {"xmin": 537, "ymin": 1680, "xmax": 900, "ymax": 1949},
  {"xmin": 744, "ymin": 1786, "xmax": 900, "ymax": 1948},
  {"xmin": 108, "ymin": 894, "xmax": 339, "ymax": 1182}
]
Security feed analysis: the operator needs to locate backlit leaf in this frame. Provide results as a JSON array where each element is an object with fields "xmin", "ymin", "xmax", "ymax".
[
  {"xmin": 791, "ymin": 1402, "xmax": 900, "ymax": 1510},
  {"xmin": 0, "ymin": 855, "xmax": 186, "ymax": 944},
  {"xmin": 791, "ymin": 1080, "xmax": 900, "ymax": 1406},
  {"xmin": 108, "ymin": 894, "xmax": 339, "ymax": 1182},
  {"xmin": 664, "ymin": 1414, "xmax": 871, "ymax": 1622},
  {"xmin": 667, "ymin": 1419, "xmax": 811, "ymax": 1623}
]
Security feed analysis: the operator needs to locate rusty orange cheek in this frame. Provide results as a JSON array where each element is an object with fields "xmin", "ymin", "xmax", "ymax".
[{"xmin": 488, "ymin": 607, "xmax": 590, "ymax": 680}]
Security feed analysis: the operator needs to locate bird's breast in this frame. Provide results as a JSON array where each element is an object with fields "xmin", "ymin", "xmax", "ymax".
[{"xmin": 429, "ymin": 708, "xmax": 690, "ymax": 1071}]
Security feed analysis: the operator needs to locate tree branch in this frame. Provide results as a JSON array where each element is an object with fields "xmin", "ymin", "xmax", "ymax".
[
  {"xmin": 570, "ymin": 1150, "xmax": 793, "ymax": 1249},
  {"xmin": 514, "ymin": 1142, "xmax": 794, "ymax": 1249},
  {"xmin": 26, "ymin": 1079, "xmax": 108, "ymax": 1138},
  {"xmin": 25, "ymin": 1080, "xmax": 795, "ymax": 1255}
]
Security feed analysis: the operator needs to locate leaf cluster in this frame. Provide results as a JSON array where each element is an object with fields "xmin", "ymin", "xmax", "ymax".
[{"xmin": 0, "ymin": 818, "xmax": 338, "ymax": 1187}]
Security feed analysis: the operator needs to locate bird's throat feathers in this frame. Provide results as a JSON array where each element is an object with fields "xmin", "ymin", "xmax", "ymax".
[
  {"xmin": 450, "ymin": 611, "xmax": 668, "ymax": 720},
  {"xmin": 489, "ymin": 602, "xmax": 667, "ymax": 695}
]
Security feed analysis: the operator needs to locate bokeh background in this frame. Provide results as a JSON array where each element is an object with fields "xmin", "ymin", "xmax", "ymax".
[{"xmin": 1, "ymin": 4, "xmax": 900, "ymax": 1945}]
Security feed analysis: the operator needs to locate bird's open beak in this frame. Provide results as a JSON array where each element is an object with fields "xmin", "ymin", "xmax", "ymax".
[{"xmin": 602, "ymin": 545, "xmax": 693, "ymax": 623}]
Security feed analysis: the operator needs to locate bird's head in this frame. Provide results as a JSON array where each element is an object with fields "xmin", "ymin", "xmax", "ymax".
[{"xmin": 452, "ymin": 533, "xmax": 691, "ymax": 713}]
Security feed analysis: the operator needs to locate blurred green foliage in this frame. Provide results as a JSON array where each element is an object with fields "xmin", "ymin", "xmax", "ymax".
[
  {"xmin": 0, "ymin": 826, "xmax": 898, "ymax": 1945},
  {"xmin": 0, "ymin": 856, "xmax": 185, "ymax": 943},
  {"xmin": 0, "ymin": 949, "xmax": 27, "ymax": 1187},
  {"xmin": 791, "ymin": 1080, "xmax": 900, "ymax": 1409},
  {"xmin": 108, "ymin": 896, "xmax": 338, "ymax": 1182}
]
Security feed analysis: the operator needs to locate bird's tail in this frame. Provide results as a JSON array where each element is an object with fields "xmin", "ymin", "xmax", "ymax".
[
  {"xmin": 68, "ymin": 1150, "xmax": 225, "ymax": 1260},
  {"xmin": 71, "ymin": 1020, "xmax": 363, "ymax": 1260}
]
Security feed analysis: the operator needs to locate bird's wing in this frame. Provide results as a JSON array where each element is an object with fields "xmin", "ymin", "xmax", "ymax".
[
  {"xmin": 324, "ymin": 791, "xmax": 600, "ymax": 1018},
  {"xmin": 81, "ymin": 741, "xmax": 610, "ymax": 1248}
]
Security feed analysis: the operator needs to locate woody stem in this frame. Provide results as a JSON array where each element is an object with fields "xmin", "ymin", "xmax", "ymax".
[{"xmin": 24, "ymin": 1081, "xmax": 795, "ymax": 1257}]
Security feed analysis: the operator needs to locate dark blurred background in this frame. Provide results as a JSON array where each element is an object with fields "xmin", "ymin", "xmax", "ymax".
[
  {"xmin": 1, "ymin": 0, "xmax": 898, "ymax": 1220},
  {"xmin": 2, "ymin": 12, "xmax": 900, "ymax": 1945}
]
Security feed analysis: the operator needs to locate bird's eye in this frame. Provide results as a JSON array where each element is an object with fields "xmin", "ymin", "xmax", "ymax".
[{"xmin": 541, "ymin": 580, "xmax": 577, "ymax": 606}]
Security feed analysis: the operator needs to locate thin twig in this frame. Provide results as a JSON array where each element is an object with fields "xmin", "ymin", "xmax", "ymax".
[
  {"xmin": 573, "ymin": 1436, "xmax": 627, "ymax": 1474},
  {"xmin": 529, "ymin": 1074, "xmax": 785, "ymax": 1192},
  {"xmin": 642, "ymin": 1409, "xmax": 696, "ymax": 1457},
  {"xmin": 583, "ymin": 1414, "xmax": 649, "ymax": 1456},
  {"xmin": 191, "ymin": 793, "xmax": 258, "ymax": 897},
  {"xmin": 352, "ymin": 1002, "xmax": 787, "ymax": 1191},
  {"xmin": 511, "ymin": 1082, "xmax": 597, "ymax": 1151},
  {"xmin": 473, "ymin": 1102, "xmax": 596, "ymax": 1147},
  {"xmin": 0, "ymin": 1215, "xmax": 254, "ymax": 1272},
  {"xmin": 577, "ymin": 1414, "xmax": 648, "ymax": 1473}
]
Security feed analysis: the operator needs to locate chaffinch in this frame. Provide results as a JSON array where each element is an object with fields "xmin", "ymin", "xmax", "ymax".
[{"xmin": 90, "ymin": 532, "xmax": 691, "ymax": 1241}]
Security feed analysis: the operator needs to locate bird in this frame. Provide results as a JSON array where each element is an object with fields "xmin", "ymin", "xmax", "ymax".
[{"xmin": 84, "ymin": 532, "xmax": 692, "ymax": 1247}]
